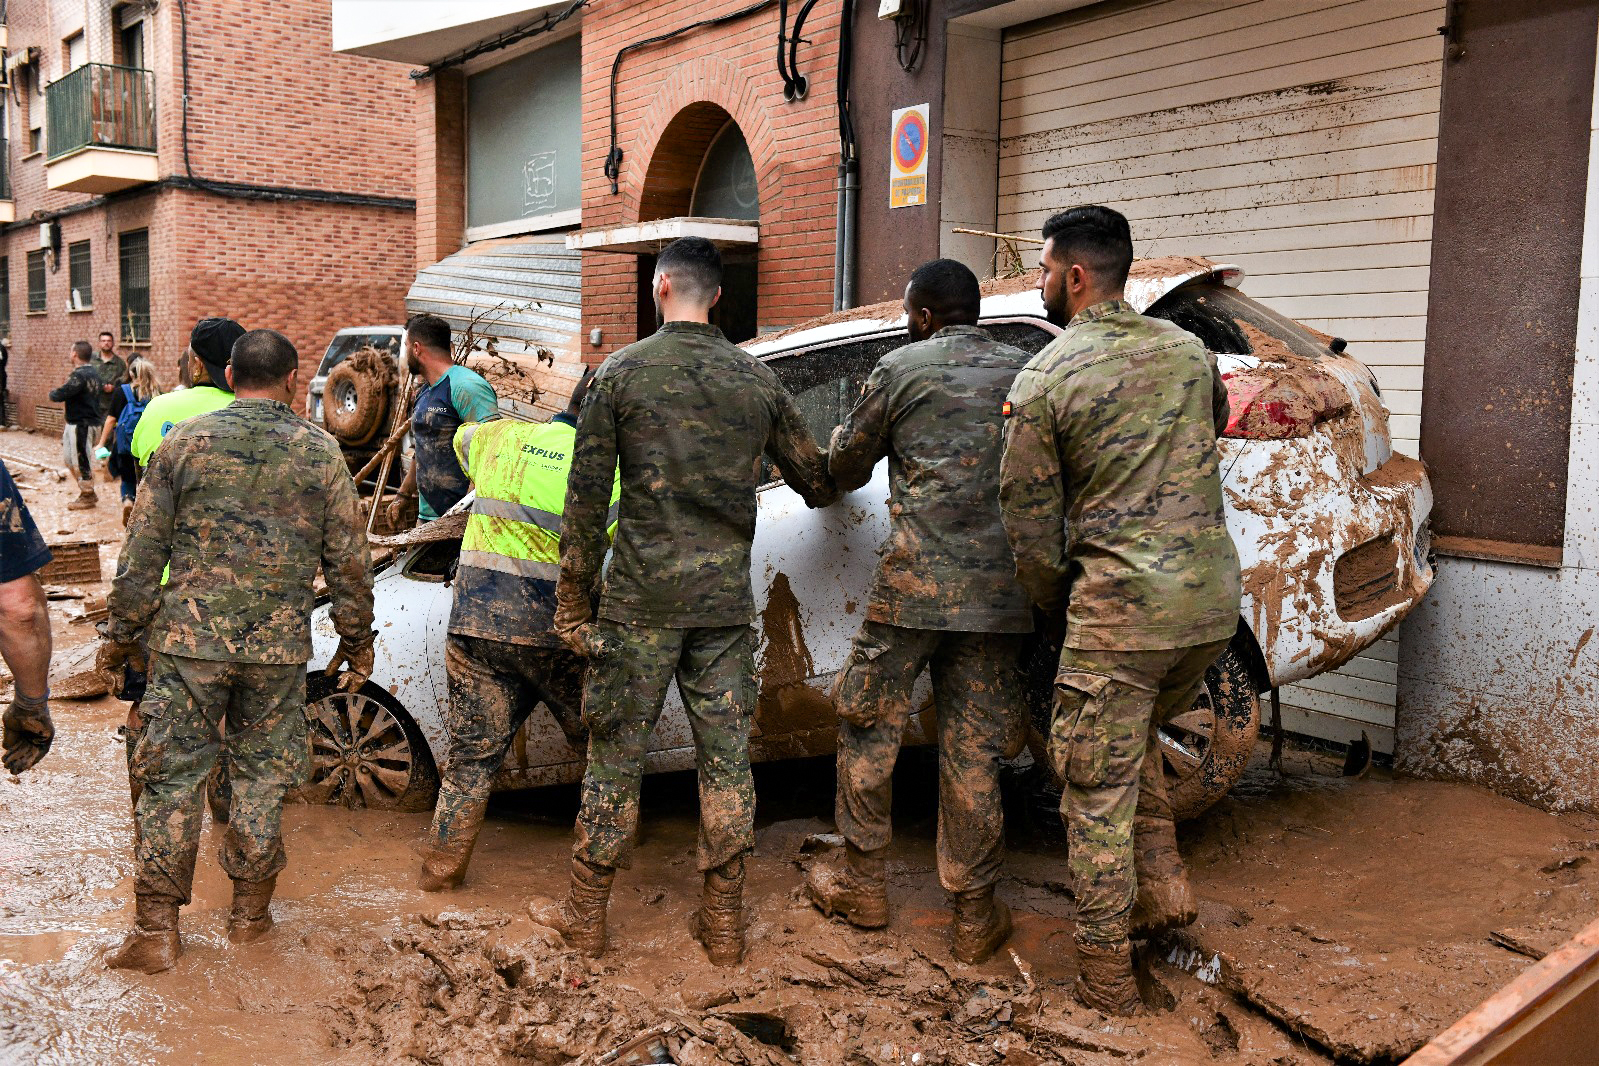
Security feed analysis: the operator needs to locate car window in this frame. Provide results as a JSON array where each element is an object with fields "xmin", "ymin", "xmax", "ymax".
[
  {"xmin": 767, "ymin": 335, "xmax": 904, "ymax": 446},
  {"xmin": 1147, "ymin": 284, "xmax": 1329, "ymax": 360},
  {"xmin": 318, "ymin": 333, "xmax": 402, "ymax": 377},
  {"xmin": 403, "ymin": 538, "xmax": 460, "ymax": 582},
  {"xmin": 984, "ymin": 320, "xmax": 1056, "ymax": 355}
]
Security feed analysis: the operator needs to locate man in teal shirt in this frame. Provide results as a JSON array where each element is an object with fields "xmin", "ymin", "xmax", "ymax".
[{"xmin": 390, "ymin": 314, "xmax": 499, "ymax": 524}]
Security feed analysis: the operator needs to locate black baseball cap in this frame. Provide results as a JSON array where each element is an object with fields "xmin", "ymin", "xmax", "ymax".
[{"xmin": 190, "ymin": 317, "xmax": 246, "ymax": 388}]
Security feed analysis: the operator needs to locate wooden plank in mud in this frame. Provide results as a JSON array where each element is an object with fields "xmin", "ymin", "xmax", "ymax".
[{"xmin": 1402, "ymin": 916, "xmax": 1599, "ymax": 1066}]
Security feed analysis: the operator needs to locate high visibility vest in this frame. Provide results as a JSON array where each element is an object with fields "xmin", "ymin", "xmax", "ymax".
[{"xmin": 452, "ymin": 417, "xmax": 619, "ymax": 581}]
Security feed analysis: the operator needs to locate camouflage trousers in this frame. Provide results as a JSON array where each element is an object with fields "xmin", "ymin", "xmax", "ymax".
[
  {"xmin": 130, "ymin": 652, "xmax": 308, "ymax": 903},
  {"xmin": 834, "ymin": 621, "xmax": 1028, "ymax": 893},
  {"xmin": 1051, "ymin": 639, "xmax": 1229, "ymax": 947},
  {"xmin": 574, "ymin": 620, "xmax": 756, "ymax": 873},
  {"xmin": 429, "ymin": 634, "xmax": 586, "ymax": 854}
]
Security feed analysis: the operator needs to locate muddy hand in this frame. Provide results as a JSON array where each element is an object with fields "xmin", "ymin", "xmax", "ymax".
[
  {"xmin": 324, "ymin": 635, "xmax": 376, "ymax": 693},
  {"xmin": 3, "ymin": 691, "xmax": 55, "ymax": 775},
  {"xmin": 95, "ymin": 638, "xmax": 146, "ymax": 681}
]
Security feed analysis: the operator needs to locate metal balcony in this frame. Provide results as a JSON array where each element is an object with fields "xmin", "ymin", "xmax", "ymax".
[
  {"xmin": 45, "ymin": 63, "xmax": 157, "ymax": 194},
  {"xmin": 0, "ymin": 136, "xmax": 12, "ymax": 224}
]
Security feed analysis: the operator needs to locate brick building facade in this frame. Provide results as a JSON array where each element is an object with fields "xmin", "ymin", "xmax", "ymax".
[{"xmin": 2, "ymin": 0, "xmax": 415, "ymax": 428}]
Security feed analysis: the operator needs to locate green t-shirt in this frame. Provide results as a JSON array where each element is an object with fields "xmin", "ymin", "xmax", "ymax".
[{"xmin": 131, "ymin": 386, "xmax": 235, "ymax": 467}]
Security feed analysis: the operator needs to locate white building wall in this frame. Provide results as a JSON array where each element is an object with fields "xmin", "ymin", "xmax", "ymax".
[{"xmin": 1395, "ymin": 26, "xmax": 1599, "ymax": 811}]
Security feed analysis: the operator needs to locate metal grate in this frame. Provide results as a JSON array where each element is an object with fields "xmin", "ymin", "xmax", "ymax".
[
  {"xmin": 118, "ymin": 229, "xmax": 150, "ymax": 343},
  {"xmin": 34, "ymin": 404, "xmax": 62, "ymax": 431},
  {"xmin": 67, "ymin": 240, "xmax": 91, "ymax": 312},
  {"xmin": 25, "ymin": 249, "xmax": 45, "ymax": 314}
]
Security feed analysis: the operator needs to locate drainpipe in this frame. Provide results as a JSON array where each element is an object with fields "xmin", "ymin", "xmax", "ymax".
[{"xmin": 835, "ymin": 160, "xmax": 858, "ymax": 311}]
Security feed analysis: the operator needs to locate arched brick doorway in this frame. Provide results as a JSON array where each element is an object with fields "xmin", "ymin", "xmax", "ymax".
[{"xmin": 637, "ymin": 105, "xmax": 760, "ymax": 343}]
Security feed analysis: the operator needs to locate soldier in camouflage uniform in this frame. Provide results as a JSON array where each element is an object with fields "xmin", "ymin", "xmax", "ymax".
[
  {"xmin": 998, "ymin": 206, "xmax": 1241, "ymax": 1014},
  {"xmin": 537, "ymin": 237, "xmax": 836, "ymax": 967},
  {"xmin": 99, "ymin": 329, "xmax": 375, "ymax": 974},
  {"xmin": 806, "ymin": 259, "xmax": 1031, "ymax": 965}
]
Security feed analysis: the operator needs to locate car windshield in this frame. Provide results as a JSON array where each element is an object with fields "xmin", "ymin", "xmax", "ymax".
[
  {"xmin": 761, "ymin": 320, "xmax": 1056, "ymax": 483},
  {"xmin": 319, "ymin": 333, "xmax": 401, "ymax": 377},
  {"xmin": 1147, "ymin": 284, "xmax": 1331, "ymax": 360}
]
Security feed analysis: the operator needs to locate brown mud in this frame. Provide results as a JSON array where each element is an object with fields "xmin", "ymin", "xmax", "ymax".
[{"xmin": 5, "ymin": 428, "xmax": 1599, "ymax": 1064}]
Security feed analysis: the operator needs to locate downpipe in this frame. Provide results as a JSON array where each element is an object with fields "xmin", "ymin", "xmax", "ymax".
[{"xmin": 834, "ymin": 159, "xmax": 859, "ymax": 311}]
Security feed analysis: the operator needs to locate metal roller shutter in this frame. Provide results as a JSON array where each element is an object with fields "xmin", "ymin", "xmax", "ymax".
[{"xmin": 997, "ymin": 0, "xmax": 1445, "ymax": 749}]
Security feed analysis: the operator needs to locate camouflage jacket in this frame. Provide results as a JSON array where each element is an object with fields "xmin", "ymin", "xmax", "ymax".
[
  {"xmin": 998, "ymin": 300, "xmax": 1241, "ymax": 651},
  {"xmin": 829, "ymin": 325, "xmax": 1034, "ymax": 633},
  {"xmin": 557, "ymin": 321, "xmax": 838, "ymax": 630},
  {"xmin": 108, "ymin": 398, "xmax": 374, "ymax": 663}
]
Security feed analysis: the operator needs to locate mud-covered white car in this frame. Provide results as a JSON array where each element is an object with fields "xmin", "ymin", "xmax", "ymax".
[{"xmin": 304, "ymin": 259, "xmax": 1432, "ymax": 819}]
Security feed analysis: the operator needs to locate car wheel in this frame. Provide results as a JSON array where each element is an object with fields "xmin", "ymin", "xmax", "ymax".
[
  {"xmin": 323, "ymin": 359, "xmax": 388, "ymax": 447},
  {"xmin": 294, "ymin": 675, "xmax": 439, "ymax": 812},
  {"xmin": 1159, "ymin": 646, "xmax": 1261, "ymax": 821},
  {"xmin": 1021, "ymin": 643, "xmax": 1260, "ymax": 826}
]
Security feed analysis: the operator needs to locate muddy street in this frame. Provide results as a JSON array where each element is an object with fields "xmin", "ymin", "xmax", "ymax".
[{"xmin": 5, "ymin": 428, "xmax": 1599, "ymax": 1065}]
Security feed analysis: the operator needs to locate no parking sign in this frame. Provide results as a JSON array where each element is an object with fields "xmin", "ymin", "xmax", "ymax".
[{"xmin": 889, "ymin": 103, "xmax": 929, "ymax": 209}]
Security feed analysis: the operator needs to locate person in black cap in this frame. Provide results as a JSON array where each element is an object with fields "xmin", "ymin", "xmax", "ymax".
[{"xmin": 128, "ymin": 318, "xmax": 245, "ymax": 469}]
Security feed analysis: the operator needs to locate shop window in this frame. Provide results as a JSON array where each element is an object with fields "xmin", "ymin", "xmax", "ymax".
[
  {"xmin": 67, "ymin": 241, "xmax": 92, "ymax": 311},
  {"xmin": 466, "ymin": 35, "xmax": 581, "ymax": 234},
  {"xmin": 119, "ymin": 230, "xmax": 150, "ymax": 343},
  {"xmin": 691, "ymin": 124, "xmax": 759, "ymax": 221},
  {"xmin": 26, "ymin": 250, "xmax": 47, "ymax": 315}
]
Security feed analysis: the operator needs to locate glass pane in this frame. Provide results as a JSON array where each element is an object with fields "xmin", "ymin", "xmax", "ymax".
[
  {"xmin": 466, "ymin": 36, "xmax": 581, "ymax": 229},
  {"xmin": 118, "ymin": 230, "xmax": 150, "ymax": 343},
  {"xmin": 1147, "ymin": 284, "xmax": 1328, "ymax": 360},
  {"xmin": 27, "ymin": 250, "xmax": 46, "ymax": 313},
  {"xmin": 691, "ymin": 123, "xmax": 759, "ymax": 221},
  {"xmin": 68, "ymin": 241, "xmax": 92, "ymax": 309}
]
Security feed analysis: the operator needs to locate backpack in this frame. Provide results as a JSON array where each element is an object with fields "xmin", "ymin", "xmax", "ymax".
[{"xmin": 114, "ymin": 384, "xmax": 149, "ymax": 454}]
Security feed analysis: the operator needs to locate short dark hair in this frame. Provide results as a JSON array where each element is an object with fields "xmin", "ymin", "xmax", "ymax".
[
  {"xmin": 72, "ymin": 341, "xmax": 93, "ymax": 360},
  {"xmin": 229, "ymin": 329, "xmax": 298, "ymax": 388},
  {"xmin": 99, "ymin": 330, "xmax": 115, "ymax": 342},
  {"xmin": 406, "ymin": 314, "xmax": 452, "ymax": 357},
  {"xmin": 655, "ymin": 237, "xmax": 722, "ymax": 306},
  {"xmin": 1041, "ymin": 205, "xmax": 1134, "ymax": 287},
  {"xmin": 907, "ymin": 258, "xmax": 981, "ymax": 323}
]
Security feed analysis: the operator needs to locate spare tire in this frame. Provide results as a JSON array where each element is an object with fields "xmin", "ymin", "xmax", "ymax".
[{"xmin": 323, "ymin": 359, "xmax": 388, "ymax": 446}]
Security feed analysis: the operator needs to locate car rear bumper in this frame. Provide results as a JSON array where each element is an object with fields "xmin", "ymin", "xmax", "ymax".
[{"xmin": 1223, "ymin": 437, "xmax": 1434, "ymax": 688}]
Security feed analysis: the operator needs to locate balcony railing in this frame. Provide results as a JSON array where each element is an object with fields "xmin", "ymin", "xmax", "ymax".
[{"xmin": 45, "ymin": 64, "xmax": 155, "ymax": 161}]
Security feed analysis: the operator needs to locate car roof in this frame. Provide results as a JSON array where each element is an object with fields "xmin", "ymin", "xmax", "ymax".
[
  {"xmin": 333, "ymin": 326, "xmax": 403, "ymax": 337},
  {"xmin": 745, "ymin": 256, "xmax": 1243, "ymax": 357}
]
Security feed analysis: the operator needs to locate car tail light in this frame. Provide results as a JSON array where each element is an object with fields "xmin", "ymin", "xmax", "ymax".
[{"xmin": 1220, "ymin": 366, "xmax": 1350, "ymax": 439}]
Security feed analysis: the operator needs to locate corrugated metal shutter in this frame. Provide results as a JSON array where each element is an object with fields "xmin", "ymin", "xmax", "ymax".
[
  {"xmin": 997, "ymin": 0, "xmax": 1444, "ymax": 750},
  {"xmin": 405, "ymin": 236, "xmax": 585, "ymax": 417}
]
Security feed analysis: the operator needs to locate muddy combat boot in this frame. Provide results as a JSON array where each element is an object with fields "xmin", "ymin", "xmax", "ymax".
[
  {"xmin": 106, "ymin": 894, "xmax": 182, "ymax": 973},
  {"xmin": 1074, "ymin": 939, "xmax": 1143, "ymax": 1015},
  {"xmin": 67, "ymin": 479, "xmax": 99, "ymax": 510},
  {"xmin": 226, "ymin": 877, "xmax": 277, "ymax": 944},
  {"xmin": 692, "ymin": 855, "xmax": 746, "ymax": 967},
  {"xmin": 806, "ymin": 842, "xmax": 889, "ymax": 929},
  {"xmin": 1130, "ymin": 813, "xmax": 1197, "ymax": 938},
  {"xmin": 527, "ymin": 856, "xmax": 614, "ymax": 957},
  {"xmin": 121, "ymin": 500, "xmax": 133, "ymax": 526},
  {"xmin": 419, "ymin": 837, "xmax": 478, "ymax": 893},
  {"xmin": 951, "ymin": 886, "xmax": 1012, "ymax": 964}
]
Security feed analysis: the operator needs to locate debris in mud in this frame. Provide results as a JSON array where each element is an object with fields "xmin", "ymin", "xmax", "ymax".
[{"xmin": 328, "ymin": 913, "xmax": 1246, "ymax": 1066}]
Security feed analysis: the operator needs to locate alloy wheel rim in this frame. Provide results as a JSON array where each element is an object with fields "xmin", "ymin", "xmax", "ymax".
[{"xmin": 304, "ymin": 691, "xmax": 414, "ymax": 808}]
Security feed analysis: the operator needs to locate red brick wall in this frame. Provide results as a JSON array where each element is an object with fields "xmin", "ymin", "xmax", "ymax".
[
  {"xmin": 415, "ymin": 69, "xmax": 466, "ymax": 271},
  {"xmin": 577, "ymin": 0, "xmax": 841, "ymax": 362},
  {"xmin": 2, "ymin": 0, "xmax": 416, "ymax": 426}
]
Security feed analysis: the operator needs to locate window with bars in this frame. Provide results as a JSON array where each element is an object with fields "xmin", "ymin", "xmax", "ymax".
[
  {"xmin": 0, "ymin": 257, "xmax": 11, "ymax": 339},
  {"xmin": 26, "ymin": 250, "xmax": 46, "ymax": 314},
  {"xmin": 118, "ymin": 230, "xmax": 150, "ymax": 344},
  {"xmin": 67, "ymin": 240, "xmax": 92, "ymax": 311}
]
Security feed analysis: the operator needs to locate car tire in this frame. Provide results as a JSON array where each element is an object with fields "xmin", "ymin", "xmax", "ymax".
[
  {"xmin": 293, "ymin": 674, "xmax": 440, "ymax": 812},
  {"xmin": 323, "ymin": 359, "xmax": 388, "ymax": 447},
  {"xmin": 1159, "ymin": 645, "xmax": 1260, "ymax": 821},
  {"xmin": 1022, "ymin": 642, "xmax": 1260, "ymax": 825}
]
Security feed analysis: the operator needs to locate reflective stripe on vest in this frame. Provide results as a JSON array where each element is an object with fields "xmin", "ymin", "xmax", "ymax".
[
  {"xmin": 473, "ymin": 496, "xmax": 564, "ymax": 534},
  {"xmin": 457, "ymin": 549, "xmax": 561, "ymax": 581},
  {"xmin": 456, "ymin": 419, "xmax": 574, "ymax": 573}
]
